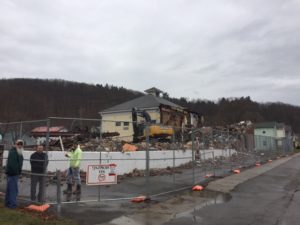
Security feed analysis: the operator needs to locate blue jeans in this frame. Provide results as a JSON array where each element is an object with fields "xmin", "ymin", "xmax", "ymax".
[
  {"xmin": 5, "ymin": 175, "xmax": 19, "ymax": 208},
  {"xmin": 66, "ymin": 167, "xmax": 81, "ymax": 186}
]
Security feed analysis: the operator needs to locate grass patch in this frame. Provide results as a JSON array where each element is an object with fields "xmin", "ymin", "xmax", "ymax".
[{"xmin": 0, "ymin": 201, "xmax": 76, "ymax": 225}]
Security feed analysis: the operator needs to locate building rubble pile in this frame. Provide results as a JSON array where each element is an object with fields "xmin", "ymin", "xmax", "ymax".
[
  {"xmin": 194, "ymin": 121, "xmax": 254, "ymax": 151},
  {"xmin": 47, "ymin": 134, "xmax": 188, "ymax": 152},
  {"xmin": 39, "ymin": 120, "xmax": 255, "ymax": 152}
]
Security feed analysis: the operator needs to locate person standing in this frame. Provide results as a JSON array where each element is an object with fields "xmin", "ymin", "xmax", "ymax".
[
  {"xmin": 65, "ymin": 144, "xmax": 82, "ymax": 194},
  {"xmin": 5, "ymin": 139, "xmax": 24, "ymax": 208},
  {"xmin": 30, "ymin": 144, "xmax": 48, "ymax": 203}
]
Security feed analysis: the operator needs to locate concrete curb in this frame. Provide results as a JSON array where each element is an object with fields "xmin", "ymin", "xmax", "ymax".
[{"xmin": 206, "ymin": 153, "xmax": 300, "ymax": 193}]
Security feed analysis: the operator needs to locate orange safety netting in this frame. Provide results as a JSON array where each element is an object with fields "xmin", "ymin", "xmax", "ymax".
[
  {"xmin": 192, "ymin": 185, "xmax": 204, "ymax": 191},
  {"xmin": 26, "ymin": 204, "xmax": 50, "ymax": 212},
  {"xmin": 233, "ymin": 169, "xmax": 240, "ymax": 174},
  {"xmin": 131, "ymin": 195, "xmax": 146, "ymax": 203}
]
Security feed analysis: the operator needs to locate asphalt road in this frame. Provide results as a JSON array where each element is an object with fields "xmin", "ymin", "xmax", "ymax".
[
  {"xmin": 1, "ymin": 153, "xmax": 295, "ymax": 225},
  {"xmin": 165, "ymin": 154, "xmax": 300, "ymax": 225}
]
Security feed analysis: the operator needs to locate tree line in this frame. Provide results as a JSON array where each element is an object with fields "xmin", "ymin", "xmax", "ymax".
[{"xmin": 0, "ymin": 78, "xmax": 299, "ymax": 132}]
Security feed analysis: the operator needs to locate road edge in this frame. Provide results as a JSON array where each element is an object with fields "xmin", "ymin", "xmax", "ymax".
[{"xmin": 206, "ymin": 153, "xmax": 300, "ymax": 193}]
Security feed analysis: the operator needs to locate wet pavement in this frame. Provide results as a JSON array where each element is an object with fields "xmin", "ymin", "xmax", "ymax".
[
  {"xmin": 44, "ymin": 154, "xmax": 298, "ymax": 225},
  {"xmin": 206, "ymin": 155, "xmax": 293, "ymax": 193},
  {"xmin": 164, "ymin": 154, "xmax": 300, "ymax": 225},
  {"xmin": 59, "ymin": 190, "xmax": 231, "ymax": 225},
  {"xmin": 0, "ymin": 153, "xmax": 298, "ymax": 225}
]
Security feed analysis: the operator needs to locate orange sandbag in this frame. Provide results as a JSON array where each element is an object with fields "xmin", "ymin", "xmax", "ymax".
[
  {"xmin": 192, "ymin": 185, "xmax": 204, "ymax": 191},
  {"xmin": 26, "ymin": 204, "xmax": 50, "ymax": 212},
  {"xmin": 233, "ymin": 169, "xmax": 240, "ymax": 174},
  {"xmin": 131, "ymin": 195, "xmax": 146, "ymax": 203},
  {"xmin": 122, "ymin": 143, "xmax": 138, "ymax": 152},
  {"xmin": 204, "ymin": 174, "xmax": 213, "ymax": 178}
]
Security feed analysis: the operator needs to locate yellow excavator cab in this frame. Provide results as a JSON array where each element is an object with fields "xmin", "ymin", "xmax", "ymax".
[{"xmin": 146, "ymin": 125, "xmax": 174, "ymax": 138}]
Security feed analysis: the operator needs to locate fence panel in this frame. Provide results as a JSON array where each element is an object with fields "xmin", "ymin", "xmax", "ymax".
[{"xmin": 0, "ymin": 118, "xmax": 295, "ymax": 211}]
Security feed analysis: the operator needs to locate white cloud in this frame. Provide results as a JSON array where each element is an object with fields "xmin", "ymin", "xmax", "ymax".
[{"xmin": 0, "ymin": 0, "xmax": 300, "ymax": 105}]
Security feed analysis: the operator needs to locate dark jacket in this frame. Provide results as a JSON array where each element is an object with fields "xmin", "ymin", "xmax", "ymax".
[
  {"xmin": 5, "ymin": 147, "xmax": 23, "ymax": 176},
  {"xmin": 30, "ymin": 152, "xmax": 48, "ymax": 174}
]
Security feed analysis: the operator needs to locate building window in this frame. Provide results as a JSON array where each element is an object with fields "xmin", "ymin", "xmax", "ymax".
[
  {"xmin": 263, "ymin": 140, "xmax": 267, "ymax": 146},
  {"xmin": 116, "ymin": 122, "xmax": 121, "ymax": 126},
  {"xmin": 123, "ymin": 127, "xmax": 129, "ymax": 130},
  {"xmin": 124, "ymin": 122, "xmax": 129, "ymax": 126},
  {"xmin": 262, "ymin": 131, "xmax": 266, "ymax": 134},
  {"xmin": 151, "ymin": 120, "xmax": 156, "ymax": 124}
]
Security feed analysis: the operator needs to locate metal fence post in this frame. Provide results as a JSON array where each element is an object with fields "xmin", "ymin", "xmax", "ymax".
[
  {"xmin": 99, "ymin": 119, "xmax": 102, "ymax": 141},
  {"xmin": 172, "ymin": 131, "xmax": 176, "ymax": 184},
  {"xmin": 191, "ymin": 129, "xmax": 195, "ymax": 185},
  {"xmin": 45, "ymin": 118, "xmax": 50, "ymax": 154},
  {"xmin": 145, "ymin": 124, "xmax": 150, "ymax": 199},
  {"xmin": 42, "ymin": 118, "xmax": 50, "ymax": 204},
  {"xmin": 212, "ymin": 151, "xmax": 215, "ymax": 177},
  {"xmin": 98, "ymin": 150, "xmax": 102, "ymax": 202},
  {"xmin": 19, "ymin": 121, "xmax": 23, "ymax": 139},
  {"xmin": 98, "ymin": 119, "xmax": 102, "ymax": 202},
  {"xmin": 203, "ymin": 149, "xmax": 207, "ymax": 177},
  {"xmin": 56, "ymin": 170, "xmax": 61, "ymax": 214},
  {"xmin": 229, "ymin": 148, "xmax": 232, "ymax": 171},
  {"xmin": 222, "ymin": 149, "xmax": 226, "ymax": 175}
]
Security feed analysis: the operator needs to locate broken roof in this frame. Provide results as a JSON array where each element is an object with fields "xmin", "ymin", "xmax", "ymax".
[
  {"xmin": 100, "ymin": 94, "xmax": 183, "ymax": 114},
  {"xmin": 31, "ymin": 126, "xmax": 67, "ymax": 133}
]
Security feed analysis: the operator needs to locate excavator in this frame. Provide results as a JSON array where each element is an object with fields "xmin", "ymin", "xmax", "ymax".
[{"xmin": 132, "ymin": 108, "xmax": 174, "ymax": 142}]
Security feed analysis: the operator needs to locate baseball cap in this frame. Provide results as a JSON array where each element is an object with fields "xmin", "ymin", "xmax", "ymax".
[{"xmin": 16, "ymin": 139, "xmax": 24, "ymax": 145}]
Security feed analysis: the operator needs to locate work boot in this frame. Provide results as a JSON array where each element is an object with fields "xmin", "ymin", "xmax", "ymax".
[
  {"xmin": 63, "ymin": 184, "xmax": 72, "ymax": 195},
  {"xmin": 73, "ymin": 185, "xmax": 81, "ymax": 195}
]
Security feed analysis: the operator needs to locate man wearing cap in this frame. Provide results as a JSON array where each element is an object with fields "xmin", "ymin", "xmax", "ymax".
[
  {"xmin": 5, "ymin": 140, "xmax": 24, "ymax": 208},
  {"xmin": 64, "ymin": 144, "xmax": 82, "ymax": 195}
]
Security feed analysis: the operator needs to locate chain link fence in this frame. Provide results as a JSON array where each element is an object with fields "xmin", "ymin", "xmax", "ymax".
[{"xmin": 0, "ymin": 117, "xmax": 294, "ymax": 212}]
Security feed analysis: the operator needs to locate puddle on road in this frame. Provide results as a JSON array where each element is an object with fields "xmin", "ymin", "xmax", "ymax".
[
  {"xmin": 171, "ymin": 191, "xmax": 231, "ymax": 225},
  {"xmin": 106, "ymin": 191, "xmax": 231, "ymax": 225}
]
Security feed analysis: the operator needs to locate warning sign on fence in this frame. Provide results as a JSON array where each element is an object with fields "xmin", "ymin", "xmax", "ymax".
[{"xmin": 86, "ymin": 164, "xmax": 117, "ymax": 186}]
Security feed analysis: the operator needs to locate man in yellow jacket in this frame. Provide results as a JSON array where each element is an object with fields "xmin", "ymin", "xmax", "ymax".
[{"xmin": 65, "ymin": 144, "xmax": 82, "ymax": 194}]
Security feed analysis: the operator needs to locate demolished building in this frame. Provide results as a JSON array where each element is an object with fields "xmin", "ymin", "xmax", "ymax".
[{"xmin": 100, "ymin": 87, "xmax": 200, "ymax": 142}]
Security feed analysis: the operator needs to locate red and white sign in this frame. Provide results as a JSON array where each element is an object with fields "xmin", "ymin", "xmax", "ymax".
[{"xmin": 86, "ymin": 164, "xmax": 117, "ymax": 186}]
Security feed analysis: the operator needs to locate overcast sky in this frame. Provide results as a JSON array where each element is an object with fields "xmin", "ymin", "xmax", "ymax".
[{"xmin": 0, "ymin": 0, "xmax": 300, "ymax": 105}]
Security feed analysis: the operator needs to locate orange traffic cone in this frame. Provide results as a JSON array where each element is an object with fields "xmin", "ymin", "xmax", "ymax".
[
  {"xmin": 131, "ymin": 195, "xmax": 147, "ymax": 203},
  {"xmin": 268, "ymin": 159, "xmax": 273, "ymax": 162},
  {"xmin": 233, "ymin": 169, "xmax": 240, "ymax": 174},
  {"xmin": 192, "ymin": 185, "xmax": 204, "ymax": 191},
  {"xmin": 26, "ymin": 204, "xmax": 50, "ymax": 212},
  {"xmin": 204, "ymin": 174, "xmax": 213, "ymax": 178},
  {"xmin": 255, "ymin": 163, "xmax": 261, "ymax": 167}
]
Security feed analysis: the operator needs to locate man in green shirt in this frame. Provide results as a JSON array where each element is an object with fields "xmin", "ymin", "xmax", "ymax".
[
  {"xmin": 64, "ymin": 144, "xmax": 82, "ymax": 194},
  {"xmin": 5, "ymin": 140, "xmax": 24, "ymax": 208}
]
